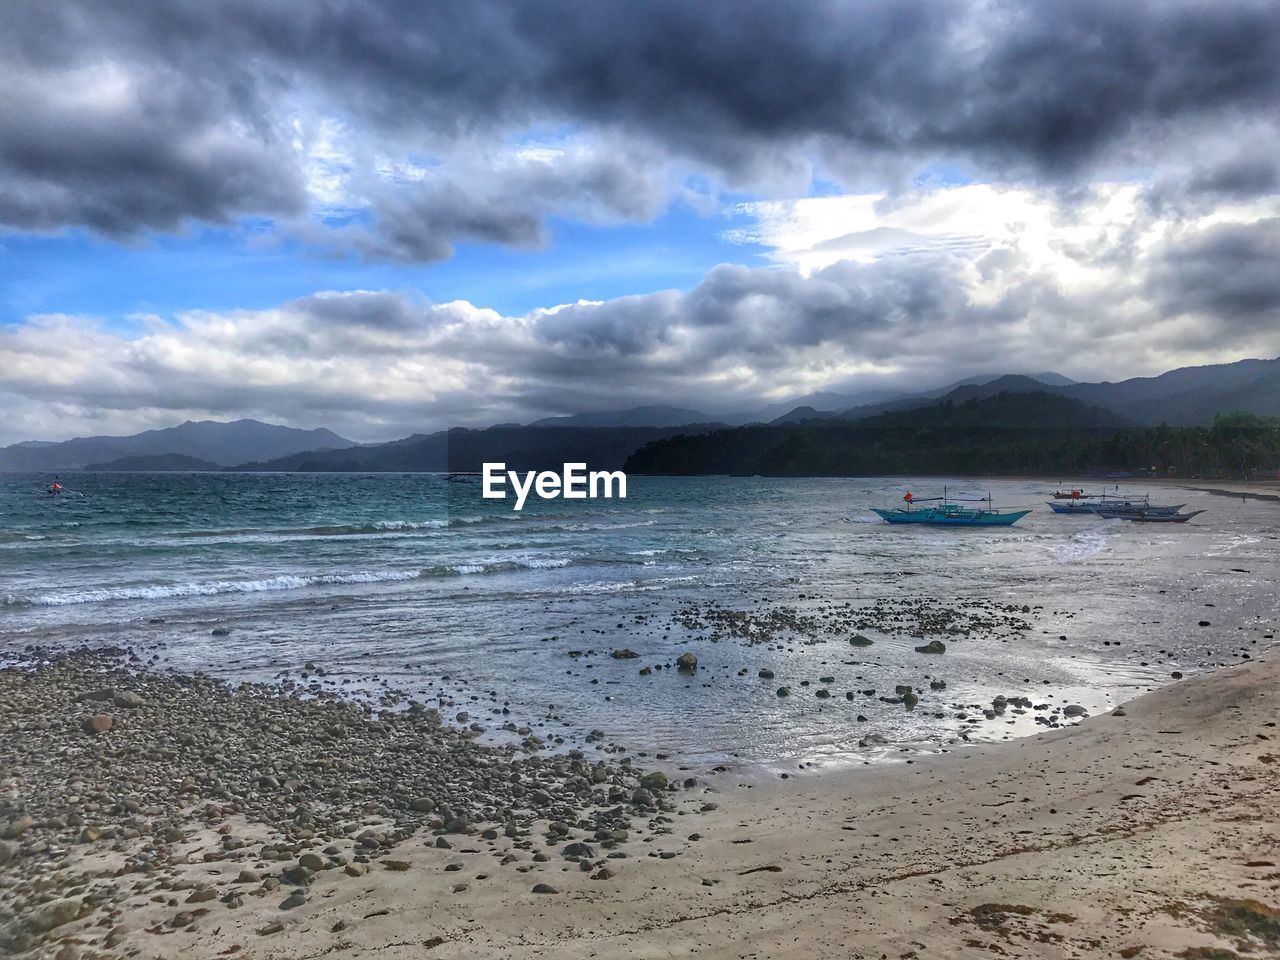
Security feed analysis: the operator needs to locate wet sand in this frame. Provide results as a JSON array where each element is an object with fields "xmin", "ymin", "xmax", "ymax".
[
  {"xmin": 1171, "ymin": 478, "xmax": 1280, "ymax": 503},
  {"xmin": 4, "ymin": 647, "xmax": 1279, "ymax": 959}
]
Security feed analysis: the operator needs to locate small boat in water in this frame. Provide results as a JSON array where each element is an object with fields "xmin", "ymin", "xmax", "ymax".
[
  {"xmin": 1051, "ymin": 488, "xmax": 1100, "ymax": 500},
  {"xmin": 873, "ymin": 489, "xmax": 1030, "ymax": 527},
  {"xmin": 1047, "ymin": 495, "xmax": 1184, "ymax": 516},
  {"xmin": 1099, "ymin": 501, "xmax": 1186, "ymax": 516},
  {"xmin": 1047, "ymin": 500, "xmax": 1104, "ymax": 514},
  {"xmin": 1097, "ymin": 508, "xmax": 1205, "ymax": 524}
]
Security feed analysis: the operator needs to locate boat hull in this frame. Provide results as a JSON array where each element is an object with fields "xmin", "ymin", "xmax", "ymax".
[
  {"xmin": 1048, "ymin": 500, "xmax": 1185, "ymax": 516},
  {"xmin": 872, "ymin": 507, "xmax": 1031, "ymax": 527},
  {"xmin": 1097, "ymin": 509, "xmax": 1204, "ymax": 523},
  {"xmin": 1047, "ymin": 501, "xmax": 1096, "ymax": 514}
]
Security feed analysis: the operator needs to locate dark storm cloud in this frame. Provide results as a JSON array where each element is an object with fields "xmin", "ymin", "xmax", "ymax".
[
  {"xmin": 0, "ymin": 5, "xmax": 304, "ymax": 234},
  {"xmin": 3, "ymin": 0, "xmax": 1279, "ymax": 249},
  {"xmin": 350, "ymin": 145, "xmax": 671, "ymax": 263},
  {"xmin": 1188, "ymin": 157, "xmax": 1280, "ymax": 200},
  {"xmin": 527, "ymin": 259, "xmax": 962, "ymax": 366},
  {"xmin": 1150, "ymin": 218, "xmax": 1280, "ymax": 329}
]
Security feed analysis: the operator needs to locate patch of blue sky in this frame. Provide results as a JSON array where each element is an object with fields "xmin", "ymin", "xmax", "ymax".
[
  {"xmin": 912, "ymin": 162, "xmax": 974, "ymax": 187},
  {"xmin": 1, "ymin": 197, "xmax": 772, "ymax": 328},
  {"xmin": 807, "ymin": 175, "xmax": 847, "ymax": 197}
]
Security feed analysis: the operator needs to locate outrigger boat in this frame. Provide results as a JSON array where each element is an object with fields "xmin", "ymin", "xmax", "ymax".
[
  {"xmin": 1097, "ymin": 508, "xmax": 1205, "ymax": 524},
  {"xmin": 1051, "ymin": 488, "xmax": 1102, "ymax": 500},
  {"xmin": 873, "ymin": 488, "xmax": 1031, "ymax": 527},
  {"xmin": 1047, "ymin": 496, "xmax": 1186, "ymax": 516}
]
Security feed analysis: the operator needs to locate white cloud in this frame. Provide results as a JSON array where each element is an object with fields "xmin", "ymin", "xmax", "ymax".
[{"xmin": 729, "ymin": 182, "xmax": 1280, "ymax": 314}]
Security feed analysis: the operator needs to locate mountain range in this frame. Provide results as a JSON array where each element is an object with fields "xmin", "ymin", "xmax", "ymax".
[
  {"xmin": 622, "ymin": 389, "xmax": 1280, "ymax": 479},
  {"xmin": 233, "ymin": 424, "xmax": 725, "ymax": 473},
  {"xmin": 797, "ymin": 359, "xmax": 1280, "ymax": 426},
  {"xmin": 0, "ymin": 419, "xmax": 355, "ymax": 472},
  {"xmin": 1, "ymin": 357, "xmax": 1276, "ymax": 473},
  {"xmin": 528, "ymin": 373, "xmax": 1077, "ymax": 428}
]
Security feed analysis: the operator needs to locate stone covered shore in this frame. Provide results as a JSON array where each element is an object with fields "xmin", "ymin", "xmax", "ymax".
[
  {"xmin": 0, "ymin": 650, "xmax": 712, "ymax": 957},
  {"xmin": 3, "ymin": 647, "xmax": 1280, "ymax": 959}
]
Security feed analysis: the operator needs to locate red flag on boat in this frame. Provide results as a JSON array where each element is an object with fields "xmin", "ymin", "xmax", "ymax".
[{"xmin": 903, "ymin": 491, "xmax": 913, "ymax": 502}]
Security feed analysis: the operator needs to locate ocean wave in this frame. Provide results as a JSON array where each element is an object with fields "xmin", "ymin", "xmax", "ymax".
[
  {"xmin": 5, "ymin": 555, "xmax": 581, "ymax": 606},
  {"xmin": 553, "ymin": 574, "xmax": 698, "ymax": 595},
  {"xmin": 1046, "ymin": 526, "xmax": 1115, "ymax": 563},
  {"xmin": 0, "ymin": 531, "xmax": 47, "ymax": 543},
  {"xmin": 10, "ymin": 570, "xmax": 422, "ymax": 606},
  {"xmin": 64, "ymin": 518, "xmax": 459, "ymax": 547},
  {"xmin": 110, "ymin": 518, "xmax": 463, "ymax": 541},
  {"xmin": 546, "ymin": 519, "xmax": 659, "ymax": 532},
  {"xmin": 1206, "ymin": 533, "xmax": 1263, "ymax": 556},
  {"xmin": 299, "ymin": 519, "xmax": 449, "ymax": 535},
  {"xmin": 424, "ymin": 557, "xmax": 575, "ymax": 577}
]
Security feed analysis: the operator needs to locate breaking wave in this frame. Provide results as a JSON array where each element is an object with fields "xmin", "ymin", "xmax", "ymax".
[
  {"xmin": 5, "ymin": 556, "xmax": 580, "ymax": 607},
  {"xmin": 1045, "ymin": 524, "xmax": 1118, "ymax": 563}
]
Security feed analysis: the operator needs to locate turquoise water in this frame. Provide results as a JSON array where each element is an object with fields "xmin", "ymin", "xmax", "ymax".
[{"xmin": 2, "ymin": 472, "xmax": 1277, "ymax": 771}]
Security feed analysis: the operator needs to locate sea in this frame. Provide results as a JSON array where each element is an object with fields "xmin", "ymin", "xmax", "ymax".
[{"xmin": 2, "ymin": 472, "xmax": 1277, "ymax": 774}]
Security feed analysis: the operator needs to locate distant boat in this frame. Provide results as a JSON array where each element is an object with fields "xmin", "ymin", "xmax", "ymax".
[
  {"xmin": 1097, "ymin": 509, "xmax": 1205, "ymax": 524},
  {"xmin": 873, "ymin": 488, "xmax": 1030, "ymax": 527},
  {"xmin": 1051, "ymin": 488, "xmax": 1100, "ymax": 499},
  {"xmin": 1097, "ymin": 501, "xmax": 1186, "ymax": 517},
  {"xmin": 1047, "ymin": 495, "xmax": 1184, "ymax": 516},
  {"xmin": 1047, "ymin": 500, "xmax": 1103, "ymax": 514}
]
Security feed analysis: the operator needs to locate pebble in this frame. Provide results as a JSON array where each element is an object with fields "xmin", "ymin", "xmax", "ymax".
[
  {"xmin": 27, "ymin": 896, "xmax": 82, "ymax": 932},
  {"xmin": 82, "ymin": 713, "xmax": 113, "ymax": 735}
]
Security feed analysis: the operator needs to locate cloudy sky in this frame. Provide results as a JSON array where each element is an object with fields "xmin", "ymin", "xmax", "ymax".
[{"xmin": 2, "ymin": 0, "xmax": 1279, "ymax": 444}]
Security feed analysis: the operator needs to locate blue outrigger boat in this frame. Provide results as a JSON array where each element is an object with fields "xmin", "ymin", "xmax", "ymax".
[{"xmin": 873, "ymin": 488, "xmax": 1031, "ymax": 526}]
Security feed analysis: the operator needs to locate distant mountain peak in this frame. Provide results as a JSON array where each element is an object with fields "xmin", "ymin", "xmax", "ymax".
[
  {"xmin": 0, "ymin": 419, "xmax": 357, "ymax": 471},
  {"xmin": 529, "ymin": 405, "xmax": 723, "ymax": 428},
  {"xmin": 1025, "ymin": 371, "xmax": 1076, "ymax": 386}
]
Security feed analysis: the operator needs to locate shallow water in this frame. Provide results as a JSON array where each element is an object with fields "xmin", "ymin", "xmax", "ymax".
[{"xmin": 2, "ymin": 472, "xmax": 1277, "ymax": 772}]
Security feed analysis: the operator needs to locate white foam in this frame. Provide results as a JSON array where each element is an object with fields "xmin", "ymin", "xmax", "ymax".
[
  {"xmin": 20, "ymin": 570, "xmax": 421, "ymax": 606},
  {"xmin": 421, "ymin": 556, "xmax": 576, "ymax": 578},
  {"xmin": 1046, "ymin": 525, "xmax": 1115, "ymax": 563}
]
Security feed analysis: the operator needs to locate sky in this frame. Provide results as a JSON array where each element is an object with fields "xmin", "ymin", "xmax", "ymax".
[{"xmin": 2, "ymin": 0, "xmax": 1279, "ymax": 445}]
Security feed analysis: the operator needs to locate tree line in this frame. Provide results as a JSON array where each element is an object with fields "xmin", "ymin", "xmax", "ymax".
[{"xmin": 623, "ymin": 393, "xmax": 1280, "ymax": 480}]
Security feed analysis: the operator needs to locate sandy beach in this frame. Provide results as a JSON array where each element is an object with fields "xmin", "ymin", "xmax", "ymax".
[
  {"xmin": 1172, "ymin": 479, "xmax": 1280, "ymax": 503},
  {"xmin": 4, "ymin": 645, "xmax": 1278, "ymax": 960}
]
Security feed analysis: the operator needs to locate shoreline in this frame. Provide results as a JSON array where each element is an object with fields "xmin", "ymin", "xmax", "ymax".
[
  {"xmin": 5, "ymin": 648, "xmax": 1280, "ymax": 958},
  {"xmin": 1169, "ymin": 478, "xmax": 1280, "ymax": 502}
]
